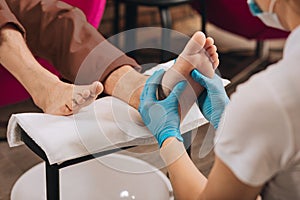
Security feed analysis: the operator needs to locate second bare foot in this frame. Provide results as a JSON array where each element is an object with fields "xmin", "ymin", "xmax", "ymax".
[{"xmin": 33, "ymin": 79, "xmax": 103, "ymax": 115}]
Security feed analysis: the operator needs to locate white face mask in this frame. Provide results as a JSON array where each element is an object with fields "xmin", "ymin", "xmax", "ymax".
[{"xmin": 247, "ymin": 0, "xmax": 287, "ymax": 30}]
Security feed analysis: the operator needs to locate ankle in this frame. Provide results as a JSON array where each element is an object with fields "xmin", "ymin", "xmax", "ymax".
[
  {"xmin": 30, "ymin": 77, "xmax": 62, "ymax": 107},
  {"xmin": 104, "ymin": 65, "xmax": 147, "ymax": 109},
  {"xmin": 160, "ymin": 60, "xmax": 192, "ymax": 98},
  {"xmin": 103, "ymin": 65, "xmax": 134, "ymax": 95}
]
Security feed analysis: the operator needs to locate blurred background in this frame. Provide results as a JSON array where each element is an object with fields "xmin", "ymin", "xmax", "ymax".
[{"xmin": 0, "ymin": 0, "xmax": 286, "ymax": 199}]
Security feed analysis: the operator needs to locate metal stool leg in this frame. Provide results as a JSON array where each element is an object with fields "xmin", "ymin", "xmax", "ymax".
[
  {"xmin": 21, "ymin": 131, "xmax": 60, "ymax": 200},
  {"xmin": 183, "ymin": 131, "xmax": 192, "ymax": 157},
  {"xmin": 113, "ymin": 0, "xmax": 120, "ymax": 46},
  {"xmin": 46, "ymin": 162, "xmax": 60, "ymax": 200},
  {"xmin": 114, "ymin": 0, "xmax": 120, "ymax": 34},
  {"xmin": 159, "ymin": 7, "xmax": 172, "ymax": 62},
  {"xmin": 124, "ymin": 4, "xmax": 137, "ymax": 55},
  {"xmin": 199, "ymin": 0, "xmax": 207, "ymax": 34}
]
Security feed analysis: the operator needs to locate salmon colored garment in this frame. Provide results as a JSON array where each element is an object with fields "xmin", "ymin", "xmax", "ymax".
[{"xmin": 0, "ymin": 0, "xmax": 139, "ymax": 106}]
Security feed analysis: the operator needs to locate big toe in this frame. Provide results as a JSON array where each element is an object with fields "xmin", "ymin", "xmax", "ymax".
[
  {"xmin": 183, "ymin": 31, "xmax": 206, "ymax": 55},
  {"xmin": 90, "ymin": 81, "xmax": 103, "ymax": 97}
]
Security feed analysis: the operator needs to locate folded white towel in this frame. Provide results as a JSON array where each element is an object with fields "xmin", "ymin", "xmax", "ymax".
[
  {"xmin": 7, "ymin": 60, "xmax": 229, "ymax": 165},
  {"xmin": 7, "ymin": 97, "xmax": 206, "ymax": 165}
]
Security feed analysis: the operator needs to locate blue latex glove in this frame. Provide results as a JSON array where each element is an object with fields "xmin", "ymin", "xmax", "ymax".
[
  {"xmin": 138, "ymin": 69, "xmax": 187, "ymax": 147},
  {"xmin": 191, "ymin": 69, "xmax": 230, "ymax": 129}
]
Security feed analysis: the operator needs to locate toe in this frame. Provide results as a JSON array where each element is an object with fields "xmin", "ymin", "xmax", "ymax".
[
  {"xmin": 82, "ymin": 89, "xmax": 91, "ymax": 98},
  {"xmin": 193, "ymin": 31, "xmax": 206, "ymax": 44},
  {"xmin": 204, "ymin": 37, "xmax": 214, "ymax": 49},
  {"xmin": 206, "ymin": 45, "xmax": 217, "ymax": 56},
  {"xmin": 207, "ymin": 49, "xmax": 219, "ymax": 69},
  {"xmin": 210, "ymin": 52, "xmax": 219, "ymax": 62},
  {"xmin": 74, "ymin": 94, "xmax": 86, "ymax": 105},
  {"xmin": 183, "ymin": 31, "xmax": 206, "ymax": 55},
  {"xmin": 213, "ymin": 58, "xmax": 220, "ymax": 69},
  {"xmin": 90, "ymin": 81, "xmax": 103, "ymax": 97}
]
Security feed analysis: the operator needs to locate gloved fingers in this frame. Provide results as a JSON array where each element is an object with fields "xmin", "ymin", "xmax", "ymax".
[
  {"xmin": 215, "ymin": 74, "xmax": 224, "ymax": 81},
  {"xmin": 165, "ymin": 81, "xmax": 187, "ymax": 105},
  {"xmin": 191, "ymin": 69, "xmax": 209, "ymax": 88},
  {"xmin": 147, "ymin": 69, "xmax": 165, "ymax": 100},
  {"xmin": 141, "ymin": 69, "xmax": 165, "ymax": 101},
  {"xmin": 210, "ymin": 74, "xmax": 225, "ymax": 89},
  {"xmin": 191, "ymin": 69, "xmax": 225, "ymax": 92},
  {"xmin": 197, "ymin": 89, "xmax": 208, "ymax": 108}
]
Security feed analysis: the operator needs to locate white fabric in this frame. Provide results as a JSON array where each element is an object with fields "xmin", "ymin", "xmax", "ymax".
[
  {"xmin": 7, "ymin": 60, "xmax": 229, "ymax": 165},
  {"xmin": 7, "ymin": 97, "xmax": 205, "ymax": 165},
  {"xmin": 215, "ymin": 26, "xmax": 300, "ymax": 200}
]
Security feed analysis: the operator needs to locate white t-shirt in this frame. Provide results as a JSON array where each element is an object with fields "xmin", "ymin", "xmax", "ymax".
[{"xmin": 215, "ymin": 26, "xmax": 300, "ymax": 200}]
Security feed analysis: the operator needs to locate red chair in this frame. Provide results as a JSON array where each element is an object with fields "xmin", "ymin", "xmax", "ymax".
[
  {"xmin": 192, "ymin": 0, "xmax": 290, "ymax": 90},
  {"xmin": 62, "ymin": 0, "xmax": 106, "ymax": 28},
  {"xmin": 0, "ymin": 0, "xmax": 106, "ymax": 107}
]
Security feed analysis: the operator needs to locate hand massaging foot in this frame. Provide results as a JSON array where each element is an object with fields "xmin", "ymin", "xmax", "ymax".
[
  {"xmin": 103, "ymin": 31, "xmax": 219, "ymax": 117},
  {"xmin": 159, "ymin": 31, "xmax": 219, "ymax": 119}
]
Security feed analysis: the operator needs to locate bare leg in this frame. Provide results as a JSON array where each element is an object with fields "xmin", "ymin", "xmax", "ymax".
[
  {"xmin": 104, "ymin": 31, "xmax": 219, "ymax": 118},
  {"xmin": 0, "ymin": 25, "xmax": 103, "ymax": 115}
]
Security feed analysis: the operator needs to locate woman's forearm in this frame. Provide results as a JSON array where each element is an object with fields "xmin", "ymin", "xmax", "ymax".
[{"xmin": 161, "ymin": 137, "xmax": 207, "ymax": 200}]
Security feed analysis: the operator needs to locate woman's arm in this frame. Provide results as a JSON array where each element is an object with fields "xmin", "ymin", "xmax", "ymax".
[
  {"xmin": 161, "ymin": 137, "xmax": 206, "ymax": 199},
  {"xmin": 161, "ymin": 137, "xmax": 263, "ymax": 200},
  {"xmin": 138, "ymin": 66, "xmax": 262, "ymax": 200}
]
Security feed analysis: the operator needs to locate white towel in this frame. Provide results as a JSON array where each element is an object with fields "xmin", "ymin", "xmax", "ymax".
[
  {"xmin": 7, "ymin": 60, "xmax": 230, "ymax": 165},
  {"xmin": 7, "ymin": 97, "xmax": 207, "ymax": 165}
]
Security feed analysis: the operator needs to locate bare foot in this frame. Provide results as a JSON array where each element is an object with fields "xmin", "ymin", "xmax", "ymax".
[
  {"xmin": 161, "ymin": 31, "xmax": 218, "ymax": 95},
  {"xmin": 103, "ymin": 31, "xmax": 219, "ymax": 116},
  {"xmin": 33, "ymin": 80, "xmax": 103, "ymax": 115},
  {"xmin": 160, "ymin": 31, "xmax": 219, "ymax": 119}
]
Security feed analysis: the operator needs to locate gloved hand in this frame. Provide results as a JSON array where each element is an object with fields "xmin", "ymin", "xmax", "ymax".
[
  {"xmin": 191, "ymin": 69, "xmax": 230, "ymax": 129},
  {"xmin": 138, "ymin": 69, "xmax": 187, "ymax": 147}
]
